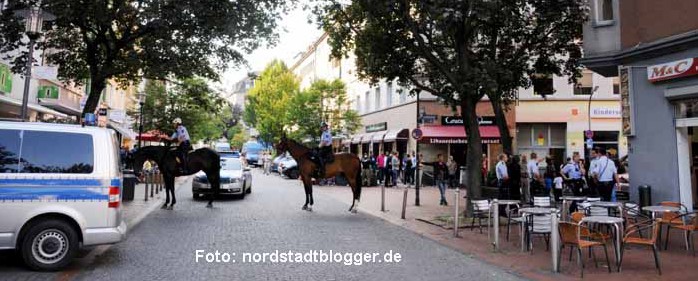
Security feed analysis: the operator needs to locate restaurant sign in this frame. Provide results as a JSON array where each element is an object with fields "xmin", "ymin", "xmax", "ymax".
[
  {"xmin": 423, "ymin": 137, "xmax": 500, "ymax": 144},
  {"xmin": 441, "ymin": 116, "xmax": 496, "ymax": 126},
  {"xmin": 648, "ymin": 57, "xmax": 698, "ymax": 83},
  {"xmin": 365, "ymin": 122, "xmax": 387, "ymax": 133}
]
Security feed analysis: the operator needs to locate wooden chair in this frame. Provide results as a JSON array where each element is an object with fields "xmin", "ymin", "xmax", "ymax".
[
  {"xmin": 558, "ymin": 221, "xmax": 612, "ymax": 278},
  {"xmin": 659, "ymin": 201, "xmax": 688, "ymax": 250},
  {"xmin": 666, "ymin": 211, "xmax": 698, "ymax": 256},
  {"xmin": 620, "ymin": 219, "xmax": 662, "ymax": 275}
]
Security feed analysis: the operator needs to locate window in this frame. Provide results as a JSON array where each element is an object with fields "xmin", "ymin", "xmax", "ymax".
[
  {"xmin": 532, "ymin": 75, "xmax": 554, "ymax": 96},
  {"xmin": 364, "ymin": 91, "xmax": 370, "ymax": 112},
  {"xmin": 19, "ymin": 131, "xmax": 94, "ymax": 173},
  {"xmin": 0, "ymin": 129, "xmax": 21, "ymax": 173},
  {"xmin": 374, "ymin": 87, "xmax": 381, "ymax": 110},
  {"xmin": 355, "ymin": 96, "xmax": 360, "ymax": 111},
  {"xmin": 399, "ymin": 88, "xmax": 406, "ymax": 104},
  {"xmin": 574, "ymin": 72, "xmax": 593, "ymax": 95},
  {"xmin": 612, "ymin": 77, "xmax": 620, "ymax": 95},
  {"xmin": 595, "ymin": 0, "xmax": 614, "ymax": 24},
  {"xmin": 386, "ymin": 82, "xmax": 393, "ymax": 107}
]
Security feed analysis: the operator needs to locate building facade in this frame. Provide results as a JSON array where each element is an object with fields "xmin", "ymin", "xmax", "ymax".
[{"xmin": 582, "ymin": 0, "xmax": 698, "ymax": 209}]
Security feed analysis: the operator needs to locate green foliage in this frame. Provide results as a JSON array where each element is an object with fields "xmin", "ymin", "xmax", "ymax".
[
  {"xmin": 130, "ymin": 78, "xmax": 225, "ymax": 143},
  {"xmin": 244, "ymin": 60, "xmax": 299, "ymax": 143},
  {"xmin": 0, "ymin": 0, "xmax": 294, "ymax": 115},
  {"xmin": 229, "ymin": 124, "xmax": 249, "ymax": 150}
]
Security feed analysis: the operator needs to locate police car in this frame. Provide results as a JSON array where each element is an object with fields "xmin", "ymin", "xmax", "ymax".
[{"xmin": 0, "ymin": 121, "xmax": 127, "ymax": 271}]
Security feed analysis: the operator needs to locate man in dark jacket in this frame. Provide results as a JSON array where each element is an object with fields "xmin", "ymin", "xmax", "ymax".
[{"xmin": 424, "ymin": 154, "xmax": 450, "ymax": 206}]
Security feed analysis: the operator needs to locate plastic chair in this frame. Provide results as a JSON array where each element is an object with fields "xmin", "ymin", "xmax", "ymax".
[
  {"xmin": 558, "ymin": 222, "xmax": 612, "ymax": 278},
  {"xmin": 620, "ymin": 219, "xmax": 662, "ymax": 275},
  {"xmin": 471, "ymin": 199, "xmax": 490, "ymax": 234},
  {"xmin": 666, "ymin": 211, "xmax": 698, "ymax": 256},
  {"xmin": 527, "ymin": 213, "xmax": 552, "ymax": 252},
  {"xmin": 533, "ymin": 196, "xmax": 551, "ymax": 207}
]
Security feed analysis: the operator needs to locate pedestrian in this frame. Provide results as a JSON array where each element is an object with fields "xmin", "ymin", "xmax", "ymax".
[
  {"xmin": 481, "ymin": 153, "xmax": 489, "ymax": 185},
  {"xmin": 361, "ymin": 153, "xmax": 371, "ymax": 186},
  {"xmin": 592, "ymin": 147, "xmax": 619, "ymax": 202},
  {"xmin": 561, "ymin": 153, "xmax": 586, "ymax": 210},
  {"xmin": 527, "ymin": 152, "xmax": 542, "ymax": 200},
  {"xmin": 507, "ymin": 155, "xmax": 521, "ymax": 200},
  {"xmin": 544, "ymin": 157, "xmax": 557, "ymax": 196},
  {"xmin": 403, "ymin": 153, "xmax": 413, "ymax": 185},
  {"xmin": 495, "ymin": 154, "xmax": 509, "ymax": 200},
  {"xmin": 391, "ymin": 151, "xmax": 400, "ymax": 187},
  {"xmin": 424, "ymin": 154, "xmax": 449, "ymax": 206},
  {"xmin": 376, "ymin": 152, "xmax": 385, "ymax": 185},
  {"xmin": 447, "ymin": 155, "xmax": 457, "ymax": 188},
  {"xmin": 520, "ymin": 155, "xmax": 530, "ymax": 203},
  {"xmin": 588, "ymin": 147, "xmax": 600, "ymax": 197}
]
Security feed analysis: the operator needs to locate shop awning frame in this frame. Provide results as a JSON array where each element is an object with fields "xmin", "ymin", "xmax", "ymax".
[
  {"xmin": 371, "ymin": 131, "xmax": 386, "ymax": 142},
  {"xmin": 383, "ymin": 129, "xmax": 409, "ymax": 142},
  {"xmin": 0, "ymin": 94, "xmax": 68, "ymax": 118},
  {"xmin": 108, "ymin": 121, "xmax": 136, "ymax": 139},
  {"xmin": 360, "ymin": 132, "xmax": 375, "ymax": 144},
  {"xmin": 350, "ymin": 134, "xmax": 363, "ymax": 144}
]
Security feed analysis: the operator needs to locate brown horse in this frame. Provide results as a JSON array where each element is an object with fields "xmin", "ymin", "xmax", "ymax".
[{"xmin": 275, "ymin": 135, "xmax": 362, "ymax": 213}]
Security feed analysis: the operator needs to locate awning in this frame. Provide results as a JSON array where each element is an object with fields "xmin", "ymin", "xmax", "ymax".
[
  {"xmin": 108, "ymin": 121, "xmax": 136, "ymax": 139},
  {"xmin": 39, "ymin": 98, "xmax": 81, "ymax": 116},
  {"xmin": 418, "ymin": 125, "xmax": 500, "ymax": 144},
  {"xmin": 350, "ymin": 134, "xmax": 363, "ymax": 144},
  {"xmin": 0, "ymin": 94, "xmax": 68, "ymax": 118},
  {"xmin": 383, "ymin": 129, "xmax": 409, "ymax": 142},
  {"xmin": 371, "ymin": 131, "xmax": 386, "ymax": 142},
  {"xmin": 361, "ymin": 133, "xmax": 375, "ymax": 144}
]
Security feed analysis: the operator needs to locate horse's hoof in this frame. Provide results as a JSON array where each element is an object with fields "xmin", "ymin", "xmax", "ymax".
[
  {"xmin": 167, "ymin": 205, "xmax": 174, "ymax": 210},
  {"xmin": 351, "ymin": 209, "xmax": 358, "ymax": 214},
  {"xmin": 206, "ymin": 203, "xmax": 213, "ymax": 208},
  {"xmin": 307, "ymin": 206, "xmax": 313, "ymax": 212},
  {"xmin": 302, "ymin": 205, "xmax": 308, "ymax": 211},
  {"xmin": 161, "ymin": 204, "xmax": 168, "ymax": 209}
]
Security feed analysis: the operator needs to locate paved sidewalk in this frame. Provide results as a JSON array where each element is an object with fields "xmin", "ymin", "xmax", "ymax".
[
  {"xmin": 316, "ymin": 184, "xmax": 698, "ymax": 281},
  {"xmin": 122, "ymin": 177, "xmax": 190, "ymax": 227}
]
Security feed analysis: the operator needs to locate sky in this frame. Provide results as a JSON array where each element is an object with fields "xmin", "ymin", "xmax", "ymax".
[{"xmin": 217, "ymin": 4, "xmax": 324, "ymax": 92}]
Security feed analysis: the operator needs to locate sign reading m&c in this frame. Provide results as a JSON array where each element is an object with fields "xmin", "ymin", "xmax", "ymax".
[{"xmin": 647, "ymin": 58, "xmax": 698, "ymax": 83}]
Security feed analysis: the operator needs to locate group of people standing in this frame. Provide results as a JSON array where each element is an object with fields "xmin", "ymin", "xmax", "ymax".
[{"xmin": 495, "ymin": 147, "xmax": 622, "ymax": 203}]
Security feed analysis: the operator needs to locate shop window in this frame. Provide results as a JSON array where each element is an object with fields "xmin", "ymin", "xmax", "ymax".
[
  {"xmin": 517, "ymin": 123, "xmax": 567, "ymax": 162},
  {"xmin": 612, "ymin": 77, "xmax": 620, "ymax": 95},
  {"xmin": 517, "ymin": 125, "xmax": 533, "ymax": 147},
  {"xmin": 594, "ymin": 0, "xmax": 615, "ymax": 25},
  {"xmin": 574, "ymin": 72, "xmax": 593, "ymax": 95},
  {"xmin": 532, "ymin": 74, "xmax": 554, "ymax": 96}
]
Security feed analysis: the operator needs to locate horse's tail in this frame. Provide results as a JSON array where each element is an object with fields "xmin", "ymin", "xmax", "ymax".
[{"xmin": 355, "ymin": 157, "xmax": 362, "ymax": 200}]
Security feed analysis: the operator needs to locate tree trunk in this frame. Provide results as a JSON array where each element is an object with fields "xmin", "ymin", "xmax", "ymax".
[
  {"xmin": 461, "ymin": 96, "xmax": 483, "ymax": 214},
  {"xmin": 490, "ymin": 97, "xmax": 513, "ymax": 154},
  {"xmin": 81, "ymin": 78, "xmax": 107, "ymax": 117}
]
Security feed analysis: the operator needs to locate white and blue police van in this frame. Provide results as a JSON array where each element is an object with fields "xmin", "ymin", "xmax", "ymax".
[{"xmin": 0, "ymin": 121, "xmax": 127, "ymax": 271}]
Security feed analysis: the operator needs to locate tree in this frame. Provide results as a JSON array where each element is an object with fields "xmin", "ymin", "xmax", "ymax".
[
  {"xmin": 220, "ymin": 103, "xmax": 243, "ymax": 140},
  {"xmin": 130, "ymin": 78, "xmax": 225, "ymax": 143},
  {"xmin": 229, "ymin": 124, "xmax": 249, "ymax": 150},
  {"xmin": 0, "ymin": 0, "xmax": 293, "ymax": 116},
  {"xmin": 317, "ymin": 0, "xmax": 586, "ymax": 202},
  {"xmin": 244, "ymin": 60, "xmax": 299, "ymax": 143},
  {"xmin": 285, "ymin": 79, "xmax": 361, "ymax": 145}
]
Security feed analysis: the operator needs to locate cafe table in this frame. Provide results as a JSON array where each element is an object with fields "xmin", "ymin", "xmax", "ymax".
[{"xmin": 580, "ymin": 215, "xmax": 624, "ymax": 271}]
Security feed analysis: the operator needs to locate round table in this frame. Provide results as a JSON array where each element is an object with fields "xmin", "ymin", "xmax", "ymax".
[
  {"xmin": 642, "ymin": 205, "xmax": 680, "ymax": 215},
  {"xmin": 580, "ymin": 216, "xmax": 625, "ymax": 271},
  {"xmin": 561, "ymin": 196, "xmax": 587, "ymax": 219},
  {"xmin": 590, "ymin": 201, "xmax": 624, "ymax": 217}
]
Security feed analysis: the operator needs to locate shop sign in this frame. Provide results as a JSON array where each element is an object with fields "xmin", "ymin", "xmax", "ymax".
[
  {"xmin": 423, "ymin": 138, "xmax": 500, "ymax": 144},
  {"xmin": 648, "ymin": 57, "xmax": 698, "ymax": 83},
  {"xmin": 365, "ymin": 122, "xmax": 387, "ymax": 133},
  {"xmin": 420, "ymin": 114, "xmax": 437, "ymax": 124},
  {"xmin": 619, "ymin": 66, "xmax": 635, "ymax": 136},
  {"xmin": 441, "ymin": 116, "xmax": 496, "ymax": 126},
  {"xmin": 590, "ymin": 106, "xmax": 621, "ymax": 118}
]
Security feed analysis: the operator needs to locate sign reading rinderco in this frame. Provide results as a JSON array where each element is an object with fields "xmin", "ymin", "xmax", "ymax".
[{"xmin": 648, "ymin": 58, "xmax": 698, "ymax": 83}]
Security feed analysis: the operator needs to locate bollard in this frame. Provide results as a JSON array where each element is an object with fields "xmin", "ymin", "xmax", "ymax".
[
  {"xmin": 401, "ymin": 187, "xmax": 408, "ymax": 219},
  {"xmin": 453, "ymin": 187, "xmax": 460, "ymax": 237},
  {"xmin": 155, "ymin": 173, "xmax": 159, "ymax": 194},
  {"xmin": 150, "ymin": 173, "xmax": 154, "ymax": 198},
  {"xmin": 492, "ymin": 199, "xmax": 499, "ymax": 251},
  {"xmin": 381, "ymin": 183, "xmax": 386, "ymax": 212},
  {"xmin": 144, "ymin": 173, "xmax": 149, "ymax": 202},
  {"xmin": 550, "ymin": 209, "xmax": 560, "ymax": 273}
]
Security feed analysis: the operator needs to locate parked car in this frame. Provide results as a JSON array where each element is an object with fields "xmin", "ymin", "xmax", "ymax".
[
  {"xmin": 214, "ymin": 142, "xmax": 232, "ymax": 152},
  {"xmin": 192, "ymin": 157, "xmax": 251, "ymax": 199},
  {"xmin": 218, "ymin": 150, "xmax": 240, "ymax": 158},
  {"xmin": 271, "ymin": 153, "xmax": 291, "ymax": 173},
  {"xmin": 279, "ymin": 157, "xmax": 299, "ymax": 179},
  {"xmin": 0, "ymin": 122, "xmax": 127, "ymax": 271},
  {"xmin": 242, "ymin": 141, "xmax": 265, "ymax": 167}
]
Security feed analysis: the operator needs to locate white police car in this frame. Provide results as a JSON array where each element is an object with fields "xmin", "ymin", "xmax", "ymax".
[{"xmin": 0, "ymin": 122, "xmax": 127, "ymax": 271}]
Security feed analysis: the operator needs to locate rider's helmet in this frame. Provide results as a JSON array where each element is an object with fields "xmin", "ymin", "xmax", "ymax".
[
  {"xmin": 320, "ymin": 121, "xmax": 328, "ymax": 129},
  {"xmin": 173, "ymin": 117, "xmax": 182, "ymax": 124}
]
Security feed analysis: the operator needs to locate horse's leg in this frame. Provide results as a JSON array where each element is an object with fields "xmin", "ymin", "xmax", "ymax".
[
  {"xmin": 162, "ymin": 176, "xmax": 173, "ymax": 209},
  {"xmin": 207, "ymin": 172, "xmax": 219, "ymax": 208},
  {"xmin": 301, "ymin": 175, "xmax": 310, "ymax": 211}
]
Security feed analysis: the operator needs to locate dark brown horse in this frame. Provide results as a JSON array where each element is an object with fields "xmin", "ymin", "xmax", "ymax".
[
  {"xmin": 131, "ymin": 146, "xmax": 221, "ymax": 209},
  {"xmin": 275, "ymin": 135, "xmax": 362, "ymax": 213}
]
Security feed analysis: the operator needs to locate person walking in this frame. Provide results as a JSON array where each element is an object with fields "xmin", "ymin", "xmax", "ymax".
[
  {"xmin": 424, "ymin": 154, "xmax": 449, "ymax": 206},
  {"xmin": 520, "ymin": 155, "xmax": 530, "ymax": 203},
  {"xmin": 361, "ymin": 153, "xmax": 371, "ymax": 186},
  {"xmin": 544, "ymin": 157, "xmax": 557, "ymax": 196},
  {"xmin": 391, "ymin": 152, "xmax": 400, "ymax": 187},
  {"xmin": 447, "ymin": 155, "xmax": 458, "ymax": 188},
  {"xmin": 495, "ymin": 154, "xmax": 509, "ymax": 200},
  {"xmin": 384, "ymin": 151, "xmax": 393, "ymax": 187},
  {"xmin": 592, "ymin": 148, "xmax": 619, "ymax": 201},
  {"xmin": 508, "ymin": 155, "xmax": 521, "ymax": 200},
  {"xmin": 377, "ymin": 152, "xmax": 386, "ymax": 185},
  {"xmin": 403, "ymin": 153, "xmax": 414, "ymax": 185},
  {"xmin": 527, "ymin": 153, "xmax": 542, "ymax": 200}
]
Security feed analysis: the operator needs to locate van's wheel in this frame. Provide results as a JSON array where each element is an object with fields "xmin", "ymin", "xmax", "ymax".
[
  {"xmin": 193, "ymin": 193, "xmax": 200, "ymax": 200},
  {"xmin": 20, "ymin": 219, "xmax": 78, "ymax": 271},
  {"xmin": 246, "ymin": 183, "xmax": 252, "ymax": 194}
]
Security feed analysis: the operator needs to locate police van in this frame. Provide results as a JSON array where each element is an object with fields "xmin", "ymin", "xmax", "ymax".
[{"xmin": 0, "ymin": 121, "xmax": 127, "ymax": 271}]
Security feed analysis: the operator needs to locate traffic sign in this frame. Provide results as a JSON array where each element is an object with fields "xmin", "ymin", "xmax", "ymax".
[
  {"xmin": 412, "ymin": 128, "xmax": 423, "ymax": 140},
  {"xmin": 584, "ymin": 130, "xmax": 594, "ymax": 139}
]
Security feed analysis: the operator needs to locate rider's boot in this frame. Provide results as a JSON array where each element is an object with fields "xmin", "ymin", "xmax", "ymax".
[{"xmin": 317, "ymin": 158, "xmax": 325, "ymax": 178}]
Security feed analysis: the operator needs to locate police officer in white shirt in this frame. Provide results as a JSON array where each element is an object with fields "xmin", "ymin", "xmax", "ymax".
[
  {"xmin": 588, "ymin": 148, "xmax": 600, "ymax": 196},
  {"xmin": 592, "ymin": 147, "xmax": 619, "ymax": 201},
  {"xmin": 162, "ymin": 117, "xmax": 191, "ymax": 174},
  {"xmin": 495, "ymin": 154, "xmax": 509, "ymax": 199},
  {"xmin": 317, "ymin": 122, "xmax": 333, "ymax": 177},
  {"xmin": 526, "ymin": 152, "xmax": 541, "ymax": 201}
]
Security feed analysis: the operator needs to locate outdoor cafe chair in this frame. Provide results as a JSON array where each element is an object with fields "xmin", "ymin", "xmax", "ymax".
[
  {"xmin": 526, "ymin": 213, "xmax": 552, "ymax": 252},
  {"xmin": 619, "ymin": 218, "xmax": 662, "ymax": 275},
  {"xmin": 665, "ymin": 211, "xmax": 698, "ymax": 256},
  {"xmin": 471, "ymin": 199, "xmax": 490, "ymax": 234},
  {"xmin": 533, "ymin": 196, "xmax": 551, "ymax": 208},
  {"xmin": 558, "ymin": 221, "xmax": 612, "ymax": 278},
  {"xmin": 657, "ymin": 201, "xmax": 689, "ymax": 250}
]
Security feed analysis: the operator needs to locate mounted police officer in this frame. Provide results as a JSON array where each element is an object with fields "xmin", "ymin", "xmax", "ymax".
[
  {"xmin": 317, "ymin": 122, "xmax": 333, "ymax": 177},
  {"xmin": 162, "ymin": 118, "xmax": 191, "ymax": 174}
]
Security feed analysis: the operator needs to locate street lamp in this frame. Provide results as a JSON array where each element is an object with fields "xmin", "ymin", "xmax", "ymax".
[
  {"xmin": 415, "ymin": 91, "xmax": 421, "ymax": 206},
  {"xmin": 137, "ymin": 92, "xmax": 146, "ymax": 148},
  {"xmin": 16, "ymin": 4, "xmax": 55, "ymax": 121}
]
